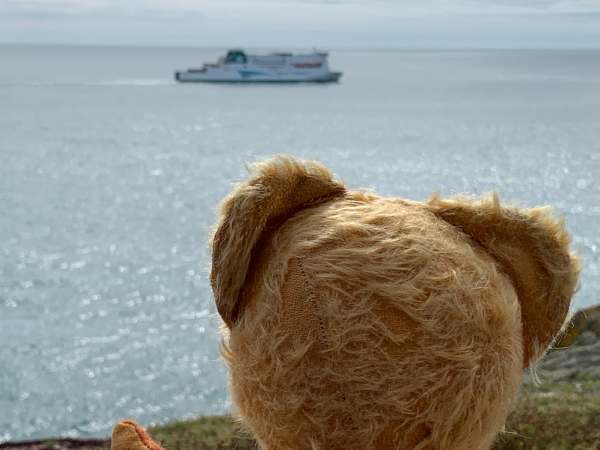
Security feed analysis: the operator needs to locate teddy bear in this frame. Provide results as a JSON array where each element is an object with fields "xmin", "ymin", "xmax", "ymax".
[{"xmin": 112, "ymin": 155, "xmax": 580, "ymax": 450}]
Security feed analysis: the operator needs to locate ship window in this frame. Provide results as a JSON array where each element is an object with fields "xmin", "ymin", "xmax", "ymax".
[{"xmin": 225, "ymin": 50, "xmax": 247, "ymax": 64}]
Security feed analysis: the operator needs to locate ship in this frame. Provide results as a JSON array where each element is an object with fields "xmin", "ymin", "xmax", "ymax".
[{"xmin": 175, "ymin": 49, "xmax": 342, "ymax": 83}]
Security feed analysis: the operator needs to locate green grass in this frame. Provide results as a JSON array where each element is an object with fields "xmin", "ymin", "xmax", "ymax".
[
  {"xmin": 36, "ymin": 381, "xmax": 598, "ymax": 450},
  {"xmin": 148, "ymin": 416, "xmax": 256, "ymax": 450},
  {"xmin": 492, "ymin": 380, "xmax": 600, "ymax": 450},
  {"xmin": 143, "ymin": 381, "xmax": 600, "ymax": 450}
]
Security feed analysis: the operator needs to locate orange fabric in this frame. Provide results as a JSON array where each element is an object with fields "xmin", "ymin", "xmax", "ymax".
[
  {"xmin": 279, "ymin": 258, "xmax": 323, "ymax": 345},
  {"xmin": 111, "ymin": 420, "xmax": 163, "ymax": 450}
]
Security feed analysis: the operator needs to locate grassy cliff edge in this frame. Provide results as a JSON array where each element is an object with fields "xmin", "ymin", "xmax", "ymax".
[
  {"xmin": 2, "ymin": 379, "xmax": 599, "ymax": 450},
  {"xmin": 4, "ymin": 305, "xmax": 600, "ymax": 450},
  {"xmin": 145, "ymin": 380, "xmax": 600, "ymax": 450}
]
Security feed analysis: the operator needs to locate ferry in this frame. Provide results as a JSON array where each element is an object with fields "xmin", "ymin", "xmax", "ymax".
[{"xmin": 175, "ymin": 49, "xmax": 342, "ymax": 83}]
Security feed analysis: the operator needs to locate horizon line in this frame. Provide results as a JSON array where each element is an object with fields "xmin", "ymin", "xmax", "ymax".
[{"xmin": 1, "ymin": 41, "xmax": 600, "ymax": 51}]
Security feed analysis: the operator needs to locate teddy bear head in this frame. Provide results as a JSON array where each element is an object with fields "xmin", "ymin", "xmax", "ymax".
[{"xmin": 210, "ymin": 156, "xmax": 580, "ymax": 450}]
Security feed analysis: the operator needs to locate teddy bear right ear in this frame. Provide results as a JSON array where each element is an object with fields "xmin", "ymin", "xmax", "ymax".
[{"xmin": 427, "ymin": 194, "xmax": 581, "ymax": 368}]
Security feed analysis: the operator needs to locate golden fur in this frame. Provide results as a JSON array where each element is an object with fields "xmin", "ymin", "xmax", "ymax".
[{"xmin": 210, "ymin": 156, "xmax": 580, "ymax": 450}]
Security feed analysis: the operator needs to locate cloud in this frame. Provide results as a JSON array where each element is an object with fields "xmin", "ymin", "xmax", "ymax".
[
  {"xmin": 0, "ymin": 0, "xmax": 599, "ymax": 46},
  {"xmin": 0, "ymin": 0, "xmax": 209, "ymax": 24},
  {"xmin": 2, "ymin": 0, "xmax": 600, "ymax": 21}
]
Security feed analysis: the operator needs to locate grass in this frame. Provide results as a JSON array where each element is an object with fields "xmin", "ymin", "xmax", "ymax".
[
  {"xmin": 11, "ymin": 380, "xmax": 598, "ymax": 450},
  {"xmin": 493, "ymin": 380, "xmax": 600, "ymax": 450},
  {"xmin": 148, "ymin": 416, "xmax": 256, "ymax": 450},
  {"xmin": 140, "ymin": 380, "xmax": 600, "ymax": 450}
]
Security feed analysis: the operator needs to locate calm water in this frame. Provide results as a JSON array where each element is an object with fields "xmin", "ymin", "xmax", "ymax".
[{"xmin": 1, "ymin": 45, "xmax": 599, "ymax": 441}]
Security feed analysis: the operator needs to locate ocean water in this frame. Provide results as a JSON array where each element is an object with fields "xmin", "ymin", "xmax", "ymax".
[{"xmin": 1, "ymin": 45, "xmax": 599, "ymax": 441}]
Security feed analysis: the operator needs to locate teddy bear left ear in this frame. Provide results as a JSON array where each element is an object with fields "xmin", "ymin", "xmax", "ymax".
[
  {"xmin": 210, "ymin": 155, "xmax": 346, "ymax": 328},
  {"xmin": 426, "ymin": 194, "xmax": 580, "ymax": 368}
]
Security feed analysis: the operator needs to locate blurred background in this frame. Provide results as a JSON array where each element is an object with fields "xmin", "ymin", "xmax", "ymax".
[{"xmin": 1, "ymin": 0, "xmax": 599, "ymax": 444}]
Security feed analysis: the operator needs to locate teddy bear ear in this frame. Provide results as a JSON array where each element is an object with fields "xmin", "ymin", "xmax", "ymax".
[
  {"xmin": 111, "ymin": 420, "xmax": 164, "ymax": 450},
  {"xmin": 427, "ymin": 193, "xmax": 581, "ymax": 368},
  {"xmin": 210, "ymin": 155, "xmax": 346, "ymax": 329}
]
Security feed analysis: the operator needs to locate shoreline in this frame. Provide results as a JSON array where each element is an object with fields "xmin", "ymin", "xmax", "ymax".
[
  {"xmin": 0, "ymin": 439, "xmax": 110, "ymax": 450},
  {"xmin": 4, "ymin": 305, "xmax": 600, "ymax": 450}
]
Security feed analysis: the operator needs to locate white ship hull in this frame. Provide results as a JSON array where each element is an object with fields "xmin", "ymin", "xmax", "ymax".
[
  {"xmin": 175, "ymin": 50, "xmax": 342, "ymax": 84},
  {"xmin": 176, "ymin": 70, "xmax": 342, "ymax": 83}
]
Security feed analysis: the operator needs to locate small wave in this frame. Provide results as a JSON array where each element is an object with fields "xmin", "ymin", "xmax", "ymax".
[
  {"xmin": 2, "ymin": 79, "xmax": 172, "ymax": 87},
  {"xmin": 93, "ymin": 79, "xmax": 172, "ymax": 86}
]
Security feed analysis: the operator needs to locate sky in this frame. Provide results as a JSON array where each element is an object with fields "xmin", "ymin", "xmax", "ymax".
[{"xmin": 1, "ymin": 0, "xmax": 600, "ymax": 48}]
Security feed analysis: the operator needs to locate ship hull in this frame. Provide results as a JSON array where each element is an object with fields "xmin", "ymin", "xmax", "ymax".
[{"xmin": 175, "ymin": 71, "xmax": 342, "ymax": 83}]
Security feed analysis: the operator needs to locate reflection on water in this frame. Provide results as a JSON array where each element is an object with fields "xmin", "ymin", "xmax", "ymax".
[{"xmin": 0, "ymin": 46, "xmax": 599, "ymax": 441}]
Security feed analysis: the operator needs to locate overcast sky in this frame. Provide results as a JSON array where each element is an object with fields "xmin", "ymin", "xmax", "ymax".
[{"xmin": 1, "ymin": 0, "xmax": 599, "ymax": 48}]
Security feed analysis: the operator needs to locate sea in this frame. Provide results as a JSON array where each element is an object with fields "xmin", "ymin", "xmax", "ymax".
[{"xmin": 1, "ymin": 45, "xmax": 599, "ymax": 442}]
